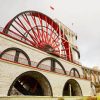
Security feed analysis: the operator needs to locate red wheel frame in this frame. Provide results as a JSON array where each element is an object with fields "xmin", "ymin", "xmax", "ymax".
[{"xmin": 3, "ymin": 11, "xmax": 72, "ymax": 61}]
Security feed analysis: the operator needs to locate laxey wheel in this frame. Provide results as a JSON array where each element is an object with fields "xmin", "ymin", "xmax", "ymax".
[{"xmin": 3, "ymin": 11, "xmax": 72, "ymax": 61}]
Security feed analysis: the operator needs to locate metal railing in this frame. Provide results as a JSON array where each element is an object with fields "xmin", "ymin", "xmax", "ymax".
[{"xmin": 0, "ymin": 51, "xmax": 90, "ymax": 80}]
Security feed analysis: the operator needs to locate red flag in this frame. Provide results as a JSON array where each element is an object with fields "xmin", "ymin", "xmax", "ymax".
[{"xmin": 50, "ymin": 6, "xmax": 54, "ymax": 10}]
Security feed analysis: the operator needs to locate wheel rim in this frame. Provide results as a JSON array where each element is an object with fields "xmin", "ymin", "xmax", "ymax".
[{"xmin": 3, "ymin": 11, "xmax": 72, "ymax": 61}]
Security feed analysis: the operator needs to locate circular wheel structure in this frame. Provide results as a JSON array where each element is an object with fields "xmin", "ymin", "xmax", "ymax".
[{"xmin": 3, "ymin": 11, "xmax": 72, "ymax": 61}]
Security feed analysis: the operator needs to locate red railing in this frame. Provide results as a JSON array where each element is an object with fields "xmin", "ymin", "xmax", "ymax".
[{"xmin": 0, "ymin": 51, "xmax": 90, "ymax": 80}]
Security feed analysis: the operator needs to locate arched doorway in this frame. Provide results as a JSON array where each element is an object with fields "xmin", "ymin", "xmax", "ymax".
[
  {"xmin": 8, "ymin": 71, "xmax": 53, "ymax": 96},
  {"xmin": 63, "ymin": 79, "xmax": 82, "ymax": 96}
]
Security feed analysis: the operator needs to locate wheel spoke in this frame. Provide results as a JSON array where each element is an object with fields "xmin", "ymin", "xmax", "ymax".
[
  {"xmin": 38, "ymin": 13, "xmax": 45, "ymax": 42},
  {"xmin": 3, "ymin": 11, "xmax": 71, "ymax": 61},
  {"xmin": 8, "ymin": 29, "xmax": 35, "ymax": 46},
  {"xmin": 21, "ymin": 14, "xmax": 40, "ymax": 44},
  {"xmin": 45, "ymin": 16, "xmax": 49, "ymax": 43},
  {"xmin": 15, "ymin": 17, "xmax": 39, "ymax": 45},
  {"xmin": 31, "ymin": 15, "xmax": 42, "ymax": 43}
]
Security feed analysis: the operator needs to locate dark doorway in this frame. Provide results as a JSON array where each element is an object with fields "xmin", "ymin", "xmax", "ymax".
[
  {"xmin": 8, "ymin": 71, "xmax": 53, "ymax": 96},
  {"xmin": 63, "ymin": 79, "xmax": 82, "ymax": 96}
]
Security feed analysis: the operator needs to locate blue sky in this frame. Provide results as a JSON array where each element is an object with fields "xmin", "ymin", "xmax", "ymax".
[{"xmin": 0, "ymin": 0, "xmax": 100, "ymax": 68}]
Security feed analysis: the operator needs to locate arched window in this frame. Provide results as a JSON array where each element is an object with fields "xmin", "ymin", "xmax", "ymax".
[
  {"xmin": 91, "ymin": 82, "xmax": 96, "ymax": 96},
  {"xmin": 90, "ymin": 72, "xmax": 96, "ymax": 83},
  {"xmin": 69, "ymin": 68, "xmax": 80, "ymax": 78},
  {"xmin": 98, "ymin": 73, "xmax": 100, "ymax": 83},
  {"xmin": 0, "ymin": 47, "xmax": 31, "ymax": 65},
  {"xmin": 37, "ymin": 57, "xmax": 66, "ymax": 75},
  {"xmin": 82, "ymin": 68, "xmax": 88, "ymax": 79},
  {"xmin": 72, "ymin": 47, "xmax": 80, "ymax": 60}
]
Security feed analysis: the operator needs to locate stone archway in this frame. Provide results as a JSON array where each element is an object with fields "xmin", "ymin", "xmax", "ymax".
[
  {"xmin": 8, "ymin": 71, "xmax": 53, "ymax": 96},
  {"xmin": 63, "ymin": 79, "xmax": 82, "ymax": 96}
]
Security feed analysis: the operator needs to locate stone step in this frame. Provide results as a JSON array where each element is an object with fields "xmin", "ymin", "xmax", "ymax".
[{"xmin": 0, "ymin": 96, "xmax": 98, "ymax": 100}]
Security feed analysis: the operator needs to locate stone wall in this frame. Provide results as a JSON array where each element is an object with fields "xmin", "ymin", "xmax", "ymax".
[
  {"xmin": 0, "ymin": 34, "xmax": 93, "ymax": 96},
  {"xmin": 0, "ymin": 59, "xmax": 92, "ymax": 96}
]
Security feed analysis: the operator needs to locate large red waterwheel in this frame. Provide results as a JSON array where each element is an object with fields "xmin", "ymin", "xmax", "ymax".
[{"xmin": 3, "ymin": 11, "xmax": 72, "ymax": 61}]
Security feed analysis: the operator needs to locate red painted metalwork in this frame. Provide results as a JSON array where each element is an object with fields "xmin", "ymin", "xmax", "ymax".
[{"xmin": 3, "ymin": 11, "xmax": 73, "ymax": 61}]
